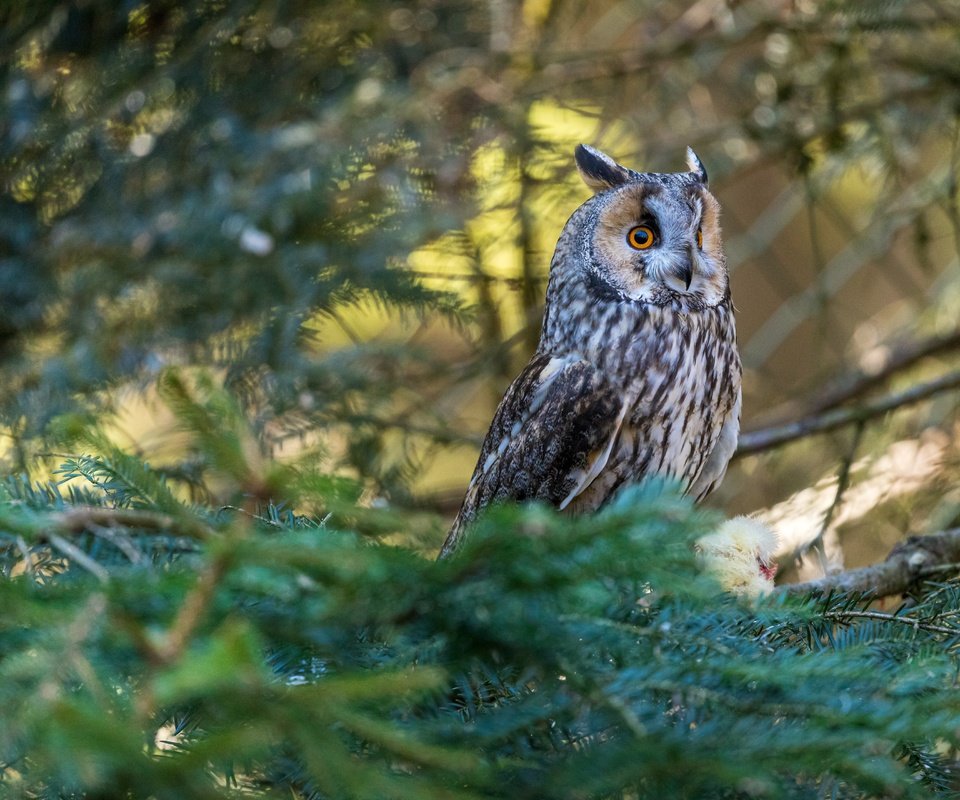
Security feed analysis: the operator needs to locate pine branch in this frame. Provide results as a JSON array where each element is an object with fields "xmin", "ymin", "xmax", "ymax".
[
  {"xmin": 156, "ymin": 542, "xmax": 234, "ymax": 664},
  {"xmin": 53, "ymin": 507, "xmax": 215, "ymax": 540},
  {"xmin": 736, "ymin": 369, "xmax": 960, "ymax": 457},
  {"xmin": 780, "ymin": 527, "xmax": 960, "ymax": 598},
  {"xmin": 46, "ymin": 532, "xmax": 110, "ymax": 583},
  {"xmin": 0, "ymin": 507, "xmax": 214, "ymax": 566},
  {"xmin": 821, "ymin": 609, "xmax": 960, "ymax": 637}
]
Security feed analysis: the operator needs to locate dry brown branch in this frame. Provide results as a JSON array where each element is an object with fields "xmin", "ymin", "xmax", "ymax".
[
  {"xmin": 779, "ymin": 527, "xmax": 960, "ymax": 598},
  {"xmin": 736, "ymin": 369, "xmax": 960, "ymax": 457},
  {"xmin": 53, "ymin": 507, "xmax": 214, "ymax": 541},
  {"xmin": 755, "ymin": 327, "xmax": 960, "ymax": 425},
  {"xmin": 47, "ymin": 532, "xmax": 110, "ymax": 583},
  {"xmin": 820, "ymin": 609, "xmax": 959, "ymax": 637},
  {"xmin": 156, "ymin": 547, "xmax": 233, "ymax": 663},
  {"xmin": 0, "ymin": 506, "xmax": 214, "ymax": 566},
  {"xmin": 806, "ymin": 329, "xmax": 960, "ymax": 415}
]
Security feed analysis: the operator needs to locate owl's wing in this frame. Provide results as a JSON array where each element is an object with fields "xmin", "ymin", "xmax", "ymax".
[
  {"xmin": 688, "ymin": 386, "xmax": 741, "ymax": 501},
  {"xmin": 439, "ymin": 352, "xmax": 625, "ymax": 558}
]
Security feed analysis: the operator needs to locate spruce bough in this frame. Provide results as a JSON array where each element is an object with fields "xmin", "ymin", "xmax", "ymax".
[{"xmin": 1, "ymin": 378, "xmax": 959, "ymax": 799}]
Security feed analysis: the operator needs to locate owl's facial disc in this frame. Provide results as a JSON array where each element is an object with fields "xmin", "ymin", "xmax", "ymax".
[{"xmin": 591, "ymin": 183, "xmax": 726, "ymax": 306}]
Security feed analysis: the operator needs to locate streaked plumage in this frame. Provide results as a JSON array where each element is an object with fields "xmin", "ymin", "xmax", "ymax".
[{"xmin": 439, "ymin": 144, "xmax": 741, "ymax": 558}]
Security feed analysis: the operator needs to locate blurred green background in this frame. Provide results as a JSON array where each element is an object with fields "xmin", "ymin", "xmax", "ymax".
[{"xmin": 2, "ymin": 0, "xmax": 959, "ymax": 569}]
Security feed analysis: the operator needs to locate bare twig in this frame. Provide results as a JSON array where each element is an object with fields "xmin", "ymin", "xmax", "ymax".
[
  {"xmin": 14, "ymin": 534, "xmax": 34, "ymax": 578},
  {"xmin": 736, "ymin": 369, "xmax": 960, "ymax": 457},
  {"xmin": 156, "ymin": 548, "xmax": 233, "ymax": 663},
  {"xmin": 151, "ymin": 524, "xmax": 248, "ymax": 666},
  {"xmin": 810, "ymin": 329, "xmax": 960, "ymax": 415},
  {"xmin": 756, "ymin": 327, "xmax": 960, "ymax": 425},
  {"xmin": 820, "ymin": 609, "xmax": 960, "ymax": 637},
  {"xmin": 805, "ymin": 421, "xmax": 864, "ymax": 573},
  {"xmin": 54, "ymin": 507, "xmax": 214, "ymax": 541},
  {"xmin": 89, "ymin": 525, "xmax": 144, "ymax": 564},
  {"xmin": 779, "ymin": 527, "xmax": 960, "ymax": 598},
  {"xmin": 47, "ymin": 532, "xmax": 110, "ymax": 583},
  {"xmin": 1, "ymin": 506, "xmax": 214, "ymax": 580}
]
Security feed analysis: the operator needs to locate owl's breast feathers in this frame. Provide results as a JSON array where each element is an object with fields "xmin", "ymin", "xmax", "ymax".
[{"xmin": 440, "ymin": 302, "xmax": 741, "ymax": 558}]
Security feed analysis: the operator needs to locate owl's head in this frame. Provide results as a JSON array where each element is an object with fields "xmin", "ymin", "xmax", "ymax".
[{"xmin": 566, "ymin": 144, "xmax": 728, "ymax": 308}]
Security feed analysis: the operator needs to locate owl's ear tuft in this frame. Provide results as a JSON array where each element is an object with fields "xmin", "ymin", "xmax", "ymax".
[
  {"xmin": 575, "ymin": 144, "xmax": 633, "ymax": 193},
  {"xmin": 686, "ymin": 147, "xmax": 708, "ymax": 184}
]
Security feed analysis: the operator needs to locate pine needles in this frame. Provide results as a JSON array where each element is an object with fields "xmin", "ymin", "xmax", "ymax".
[{"xmin": 2, "ymin": 391, "xmax": 960, "ymax": 798}]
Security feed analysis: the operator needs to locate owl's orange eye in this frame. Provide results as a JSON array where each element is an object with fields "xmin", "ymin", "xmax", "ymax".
[
  {"xmin": 627, "ymin": 226, "xmax": 655, "ymax": 250},
  {"xmin": 696, "ymin": 228, "xmax": 704, "ymax": 249}
]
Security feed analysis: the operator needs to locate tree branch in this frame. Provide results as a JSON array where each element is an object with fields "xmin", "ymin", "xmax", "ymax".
[
  {"xmin": 54, "ymin": 507, "xmax": 215, "ymax": 540},
  {"xmin": 802, "ymin": 328, "xmax": 960, "ymax": 416},
  {"xmin": 752, "ymin": 327, "xmax": 960, "ymax": 426},
  {"xmin": 156, "ymin": 545, "xmax": 233, "ymax": 663},
  {"xmin": 0, "ymin": 506, "xmax": 214, "ymax": 563},
  {"xmin": 779, "ymin": 527, "xmax": 960, "ymax": 598},
  {"xmin": 820, "ymin": 609, "xmax": 959, "ymax": 637},
  {"xmin": 736, "ymin": 369, "xmax": 960, "ymax": 457}
]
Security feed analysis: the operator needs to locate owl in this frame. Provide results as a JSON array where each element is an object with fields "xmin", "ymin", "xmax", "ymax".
[{"xmin": 438, "ymin": 144, "xmax": 741, "ymax": 558}]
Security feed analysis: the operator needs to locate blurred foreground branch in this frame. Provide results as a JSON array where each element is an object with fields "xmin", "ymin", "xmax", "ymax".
[
  {"xmin": 1, "ymin": 506, "xmax": 214, "ymax": 544},
  {"xmin": 780, "ymin": 527, "xmax": 960, "ymax": 598},
  {"xmin": 736, "ymin": 369, "xmax": 960, "ymax": 457}
]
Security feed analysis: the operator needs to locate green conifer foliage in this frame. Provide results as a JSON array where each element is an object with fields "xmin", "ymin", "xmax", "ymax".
[
  {"xmin": 0, "ymin": 0, "xmax": 478, "ymax": 475},
  {"xmin": 0, "ymin": 378, "xmax": 959, "ymax": 798}
]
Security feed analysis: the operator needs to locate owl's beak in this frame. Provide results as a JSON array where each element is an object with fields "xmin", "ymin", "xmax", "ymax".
[{"xmin": 673, "ymin": 262, "xmax": 693, "ymax": 291}]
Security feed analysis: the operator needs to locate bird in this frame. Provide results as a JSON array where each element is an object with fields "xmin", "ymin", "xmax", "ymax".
[
  {"xmin": 438, "ymin": 144, "xmax": 741, "ymax": 559},
  {"xmin": 697, "ymin": 517, "xmax": 779, "ymax": 597}
]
